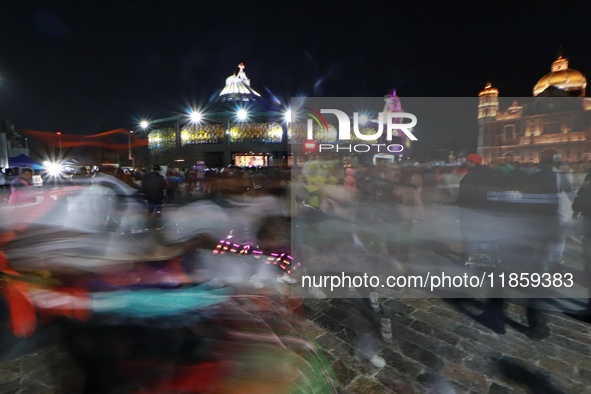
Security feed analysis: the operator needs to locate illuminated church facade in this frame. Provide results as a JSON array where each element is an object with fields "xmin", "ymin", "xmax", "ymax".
[
  {"xmin": 145, "ymin": 64, "xmax": 412, "ymax": 168},
  {"xmin": 477, "ymin": 56, "xmax": 591, "ymax": 164},
  {"xmin": 145, "ymin": 63, "xmax": 288, "ymax": 168}
]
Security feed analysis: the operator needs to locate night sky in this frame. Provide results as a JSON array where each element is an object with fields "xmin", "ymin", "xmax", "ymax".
[{"xmin": 0, "ymin": 1, "xmax": 589, "ymax": 152}]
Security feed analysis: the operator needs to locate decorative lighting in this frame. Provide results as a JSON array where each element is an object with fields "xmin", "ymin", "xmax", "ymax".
[{"xmin": 181, "ymin": 130, "xmax": 190, "ymax": 142}]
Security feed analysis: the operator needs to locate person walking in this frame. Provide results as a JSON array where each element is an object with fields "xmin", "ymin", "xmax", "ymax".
[
  {"xmin": 571, "ymin": 168, "xmax": 591, "ymax": 322},
  {"xmin": 457, "ymin": 154, "xmax": 492, "ymax": 264},
  {"xmin": 0, "ymin": 167, "xmax": 7, "ymax": 205},
  {"xmin": 552, "ymin": 158, "xmax": 576, "ymax": 268},
  {"xmin": 467, "ymin": 160, "xmax": 554, "ymax": 339},
  {"xmin": 8, "ymin": 168, "xmax": 35, "ymax": 205},
  {"xmin": 141, "ymin": 165, "xmax": 167, "ymax": 229}
]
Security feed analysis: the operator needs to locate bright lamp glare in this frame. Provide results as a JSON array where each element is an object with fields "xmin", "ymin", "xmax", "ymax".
[
  {"xmin": 358, "ymin": 114, "xmax": 369, "ymax": 125},
  {"xmin": 140, "ymin": 120, "xmax": 149, "ymax": 129},
  {"xmin": 189, "ymin": 111, "xmax": 202, "ymax": 123},
  {"xmin": 236, "ymin": 109, "xmax": 248, "ymax": 120},
  {"xmin": 46, "ymin": 162, "xmax": 62, "ymax": 177},
  {"xmin": 284, "ymin": 109, "xmax": 292, "ymax": 123}
]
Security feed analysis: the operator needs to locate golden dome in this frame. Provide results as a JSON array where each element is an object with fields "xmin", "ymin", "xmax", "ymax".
[
  {"xmin": 479, "ymin": 82, "xmax": 499, "ymax": 96},
  {"xmin": 533, "ymin": 56, "xmax": 587, "ymax": 96}
]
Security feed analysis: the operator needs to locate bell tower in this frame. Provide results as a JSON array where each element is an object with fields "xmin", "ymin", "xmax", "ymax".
[
  {"xmin": 477, "ymin": 82, "xmax": 499, "ymax": 160},
  {"xmin": 478, "ymin": 82, "xmax": 499, "ymax": 119}
]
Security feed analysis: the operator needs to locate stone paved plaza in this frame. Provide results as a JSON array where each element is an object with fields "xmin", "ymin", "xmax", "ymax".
[
  {"xmin": 1, "ymin": 185, "xmax": 590, "ymax": 392},
  {"xmin": 1, "ymin": 292, "xmax": 590, "ymax": 393},
  {"xmin": 301, "ymin": 295, "xmax": 591, "ymax": 393}
]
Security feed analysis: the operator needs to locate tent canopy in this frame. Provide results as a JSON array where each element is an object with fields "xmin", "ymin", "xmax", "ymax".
[
  {"xmin": 62, "ymin": 157, "xmax": 98, "ymax": 166},
  {"xmin": 8, "ymin": 154, "xmax": 43, "ymax": 170}
]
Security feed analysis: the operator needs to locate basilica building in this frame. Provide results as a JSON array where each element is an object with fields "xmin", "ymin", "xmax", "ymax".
[
  {"xmin": 146, "ymin": 63, "xmax": 288, "ymax": 168},
  {"xmin": 477, "ymin": 55, "xmax": 591, "ymax": 164}
]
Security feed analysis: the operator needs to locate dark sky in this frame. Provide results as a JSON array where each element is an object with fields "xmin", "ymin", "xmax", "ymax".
[{"xmin": 0, "ymin": 1, "xmax": 588, "ymax": 151}]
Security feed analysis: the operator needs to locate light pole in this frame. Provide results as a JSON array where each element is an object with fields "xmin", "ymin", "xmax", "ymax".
[
  {"xmin": 139, "ymin": 120, "xmax": 149, "ymax": 168},
  {"xmin": 128, "ymin": 130, "xmax": 133, "ymax": 167},
  {"xmin": 56, "ymin": 131, "xmax": 62, "ymax": 158},
  {"xmin": 284, "ymin": 109, "xmax": 291, "ymax": 166}
]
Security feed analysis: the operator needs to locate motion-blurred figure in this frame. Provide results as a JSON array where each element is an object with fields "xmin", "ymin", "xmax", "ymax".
[
  {"xmin": 571, "ymin": 168, "xmax": 591, "ymax": 321},
  {"xmin": 8, "ymin": 168, "xmax": 35, "ymax": 205},
  {"xmin": 386, "ymin": 167, "xmax": 422, "ymax": 262},
  {"xmin": 0, "ymin": 167, "xmax": 7, "ymax": 205},
  {"xmin": 0, "ymin": 167, "xmax": 6, "ymax": 189},
  {"xmin": 141, "ymin": 165, "xmax": 167, "ymax": 228},
  {"xmin": 457, "ymin": 154, "xmax": 492, "ymax": 265},
  {"xmin": 71, "ymin": 166, "xmax": 90, "ymax": 181},
  {"xmin": 553, "ymin": 159, "xmax": 576, "ymax": 266},
  {"xmin": 462, "ymin": 160, "xmax": 555, "ymax": 339},
  {"xmin": 165, "ymin": 170, "xmax": 181, "ymax": 204},
  {"xmin": 530, "ymin": 157, "xmax": 570, "ymax": 272}
]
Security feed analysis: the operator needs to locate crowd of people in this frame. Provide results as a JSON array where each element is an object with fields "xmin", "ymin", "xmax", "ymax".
[
  {"xmin": 1, "ymin": 155, "xmax": 590, "ymax": 374},
  {"xmin": 286, "ymin": 154, "xmax": 591, "ymax": 365},
  {"xmin": 0, "ymin": 167, "xmax": 335, "ymax": 391},
  {"xmin": 455, "ymin": 154, "xmax": 586, "ymax": 337}
]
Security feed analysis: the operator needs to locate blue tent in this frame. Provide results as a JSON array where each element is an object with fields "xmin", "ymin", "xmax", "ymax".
[{"xmin": 8, "ymin": 154, "xmax": 43, "ymax": 170}]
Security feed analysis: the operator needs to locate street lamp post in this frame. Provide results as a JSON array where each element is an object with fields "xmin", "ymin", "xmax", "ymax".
[
  {"xmin": 56, "ymin": 131, "xmax": 62, "ymax": 158},
  {"xmin": 283, "ymin": 109, "xmax": 291, "ymax": 166},
  {"xmin": 139, "ymin": 120, "xmax": 149, "ymax": 168},
  {"xmin": 128, "ymin": 130, "xmax": 133, "ymax": 168}
]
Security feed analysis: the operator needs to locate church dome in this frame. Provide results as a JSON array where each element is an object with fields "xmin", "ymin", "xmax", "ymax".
[
  {"xmin": 533, "ymin": 56, "xmax": 586, "ymax": 97},
  {"xmin": 218, "ymin": 63, "xmax": 261, "ymax": 102}
]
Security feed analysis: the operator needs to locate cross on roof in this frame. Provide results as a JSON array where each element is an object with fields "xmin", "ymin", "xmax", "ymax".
[{"xmin": 238, "ymin": 62, "xmax": 245, "ymax": 72}]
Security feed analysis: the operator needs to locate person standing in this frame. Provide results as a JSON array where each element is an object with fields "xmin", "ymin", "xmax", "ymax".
[
  {"xmin": 571, "ymin": 168, "xmax": 591, "ymax": 322},
  {"xmin": 0, "ymin": 167, "xmax": 6, "ymax": 189},
  {"xmin": 468, "ymin": 160, "xmax": 553, "ymax": 339},
  {"xmin": 390, "ymin": 167, "xmax": 422, "ymax": 262},
  {"xmin": 165, "ymin": 170, "xmax": 180, "ymax": 204},
  {"xmin": 0, "ymin": 167, "xmax": 7, "ymax": 205},
  {"xmin": 457, "ymin": 154, "xmax": 492, "ymax": 264},
  {"xmin": 529, "ymin": 157, "xmax": 567, "ymax": 272},
  {"xmin": 456, "ymin": 155, "xmax": 507, "ymax": 335},
  {"xmin": 552, "ymin": 159, "xmax": 576, "ymax": 267},
  {"xmin": 141, "ymin": 165, "xmax": 167, "ymax": 228},
  {"xmin": 8, "ymin": 168, "xmax": 35, "ymax": 205}
]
